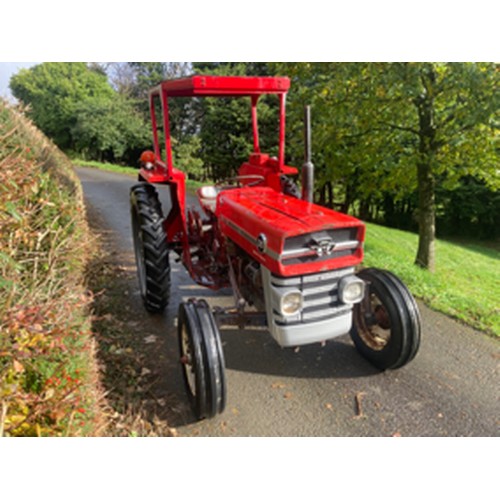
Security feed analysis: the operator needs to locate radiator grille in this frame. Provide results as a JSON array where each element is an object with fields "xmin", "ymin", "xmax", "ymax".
[
  {"xmin": 281, "ymin": 228, "xmax": 360, "ymax": 265},
  {"xmin": 271, "ymin": 268, "xmax": 354, "ymax": 326}
]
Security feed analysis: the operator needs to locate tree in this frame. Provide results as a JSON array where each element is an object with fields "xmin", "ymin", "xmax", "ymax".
[
  {"xmin": 9, "ymin": 62, "xmax": 155, "ymax": 164},
  {"xmin": 99, "ymin": 62, "xmax": 137, "ymax": 97},
  {"xmin": 128, "ymin": 62, "xmax": 191, "ymax": 99},
  {"xmin": 127, "ymin": 62, "xmax": 194, "ymax": 141},
  {"xmin": 10, "ymin": 63, "xmax": 114, "ymax": 150},
  {"xmin": 192, "ymin": 62, "xmax": 280, "ymax": 180},
  {"xmin": 273, "ymin": 62, "xmax": 499, "ymax": 271},
  {"xmin": 71, "ymin": 94, "xmax": 150, "ymax": 163},
  {"xmin": 436, "ymin": 176, "xmax": 500, "ymax": 240},
  {"xmin": 369, "ymin": 63, "xmax": 499, "ymax": 270}
]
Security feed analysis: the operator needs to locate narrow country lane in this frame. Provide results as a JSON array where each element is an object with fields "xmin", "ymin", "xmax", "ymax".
[{"xmin": 76, "ymin": 166, "xmax": 500, "ymax": 437}]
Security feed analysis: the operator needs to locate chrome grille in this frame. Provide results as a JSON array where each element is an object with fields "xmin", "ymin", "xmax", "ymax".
[
  {"xmin": 270, "ymin": 268, "xmax": 354, "ymax": 326},
  {"xmin": 281, "ymin": 228, "xmax": 360, "ymax": 265}
]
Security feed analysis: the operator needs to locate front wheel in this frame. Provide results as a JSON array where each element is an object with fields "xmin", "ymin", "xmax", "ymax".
[
  {"xmin": 178, "ymin": 299, "xmax": 226, "ymax": 420},
  {"xmin": 350, "ymin": 268, "xmax": 421, "ymax": 370}
]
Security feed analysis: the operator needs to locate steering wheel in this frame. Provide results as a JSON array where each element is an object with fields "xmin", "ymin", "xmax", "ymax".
[{"xmin": 216, "ymin": 175, "xmax": 265, "ymax": 189}]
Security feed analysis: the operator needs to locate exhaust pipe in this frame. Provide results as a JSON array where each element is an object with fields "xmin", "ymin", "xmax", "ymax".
[{"xmin": 302, "ymin": 105, "xmax": 314, "ymax": 203}]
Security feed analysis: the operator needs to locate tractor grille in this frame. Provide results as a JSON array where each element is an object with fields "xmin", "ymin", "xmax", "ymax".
[
  {"xmin": 270, "ymin": 267, "xmax": 354, "ymax": 326},
  {"xmin": 281, "ymin": 228, "xmax": 360, "ymax": 266}
]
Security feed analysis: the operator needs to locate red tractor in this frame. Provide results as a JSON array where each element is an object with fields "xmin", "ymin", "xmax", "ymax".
[{"xmin": 130, "ymin": 75, "xmax": 421, "ymax": 420}]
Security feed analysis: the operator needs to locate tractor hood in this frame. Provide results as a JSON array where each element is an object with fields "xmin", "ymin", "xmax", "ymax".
[{"xmin": 217, "ymin": 187, "xmax": 365, "ymax": 277}]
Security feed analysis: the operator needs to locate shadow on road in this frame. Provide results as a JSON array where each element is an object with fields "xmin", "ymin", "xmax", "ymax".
[{"xmin": 219, "ymin": 327, "xmax": 380, "ymax": 380}]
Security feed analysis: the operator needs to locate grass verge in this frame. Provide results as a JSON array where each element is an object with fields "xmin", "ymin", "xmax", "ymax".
[
  {"xmin": 0, "ymin": 100, "xmax": 103, "ymax": 436},
  {"xmin": 362, "ymin": 222, "xmax": 499, "ymax": 337},
  {"xmin": 73, "ymin": 158, "xmax": 137, "ymax": 176},
  {"xmin": 73, "ymin": 157, "xmax": 205, "ymax": 191}
]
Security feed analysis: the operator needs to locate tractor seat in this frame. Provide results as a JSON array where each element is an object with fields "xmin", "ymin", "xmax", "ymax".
[{"xmin": 197, "ymin": 185, "xmax": 219, "ymax": 213}]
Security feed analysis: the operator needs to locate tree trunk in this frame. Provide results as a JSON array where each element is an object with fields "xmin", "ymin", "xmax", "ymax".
[
  {"xmin": 326, "ymin": 180, "xmax": 333, "ymax": 208},
  {"xmin": 359, "ymin": 196, "xmax": 371, "ymax": 221},
  {"xmin": 415, "ymin": 160, "xmax": 436, "ymax": 271},
  {"xmin": 414, "ymin": 64, "xmax": 438, "ymax": 272},
  {"xmin": 319, "ymin": 180, "xmax": 333, "ymax": 208},
  {"xmin": 341, "ymin": 181, "xmax": 354, "ymax": 214}
]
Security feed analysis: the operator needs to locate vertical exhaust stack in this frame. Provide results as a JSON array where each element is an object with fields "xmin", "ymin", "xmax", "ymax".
[{"xmin": 302, "ymin": 105, "xmax": 314, "ymax": 203}]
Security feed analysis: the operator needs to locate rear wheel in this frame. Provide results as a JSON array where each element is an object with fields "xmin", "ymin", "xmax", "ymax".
[
  {"xmin": 130, "ymin": 183, "xmax": 170, "ymax": 313},
  {"xmin": 178, "ymin": 299, "xmax": 226, "ymax": 419},
  {"xmin": 350, "ymin": 268, "xmax": 421, "ymax": 370}
]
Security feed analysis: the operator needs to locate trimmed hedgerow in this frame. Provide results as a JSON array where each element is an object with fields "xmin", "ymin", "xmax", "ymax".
[{"xmin": 0, "ymin": 100, "xmax": 100, "ymax": 436}]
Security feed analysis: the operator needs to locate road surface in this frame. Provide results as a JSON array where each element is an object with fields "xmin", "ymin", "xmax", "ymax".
[{"xmin": 76, "ymin": 166, "xmax": 499, "ymax": 437}]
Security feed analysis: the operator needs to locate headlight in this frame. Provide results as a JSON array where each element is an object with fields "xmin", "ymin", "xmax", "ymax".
[
  {"xmin": 281, "ymin": 291, "xmax": 303, "ymax": 316},
  {"xmin": 338, "ymin": 275, "xmax": 365, "ymax": 304}
]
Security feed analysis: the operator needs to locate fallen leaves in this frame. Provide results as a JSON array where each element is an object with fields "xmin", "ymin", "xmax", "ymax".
[
  {"xmin": 271, "ymin": 382, "xmax": 286, "ymax": 390},
  {"xmin": 354, "ymin": 392, "xmax": 366, "ymax": 419},
  {"xmin": 12, "ymin": 360, "xmax": 25, "ymax": 374},
  {"xmin": 271, "ymin": 381, "xmax": 293, "ymax": 400}
]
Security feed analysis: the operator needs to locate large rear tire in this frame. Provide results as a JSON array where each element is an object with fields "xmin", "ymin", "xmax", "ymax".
[
  {"xmin": 350, "ymin": 268, "xmax": 421, "ymax": 370},
  {"xmin": 130, "ymin": 183, "xmax": 170, "ymax": 313}
]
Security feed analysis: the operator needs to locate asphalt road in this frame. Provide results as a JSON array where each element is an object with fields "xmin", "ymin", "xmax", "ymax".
[{"xmin": 76, "ymin": 166, "xmax": 499, "ymax": 437}]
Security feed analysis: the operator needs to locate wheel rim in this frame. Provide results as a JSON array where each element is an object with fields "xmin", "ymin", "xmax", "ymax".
[
  {"xmin": 180, "ymin": 321, "xmax": 197, "ymax": 398},
  {"xmin": 354, "ymin": 289, "xmax": 392, "ymax": 351}
]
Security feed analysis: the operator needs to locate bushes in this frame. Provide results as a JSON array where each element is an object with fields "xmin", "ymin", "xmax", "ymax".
[
  {"xmin": 9, "ymin": 63, "xmax": 151, "ymax": 166},
  {"xmin": 0, "ymin": 100, "xmax": 99, "ymax": 436}
]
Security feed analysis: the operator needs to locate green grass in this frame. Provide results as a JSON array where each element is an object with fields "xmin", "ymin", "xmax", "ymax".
[
  {"xmin": 73, "ymin": 158, "xmax": 137, "ymax": 176},
  {"xmin": 73, "ymin": 158, "xmax": 204, "ymax": 190},
  {"xmin": 362, "ymin": 222, "xmax": 500, "ymax": 336}
]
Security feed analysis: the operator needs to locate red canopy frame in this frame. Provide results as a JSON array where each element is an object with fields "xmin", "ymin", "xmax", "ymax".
[{"xmin": 148, "ymin": 75, "xmax": 291, "ymax": 179}]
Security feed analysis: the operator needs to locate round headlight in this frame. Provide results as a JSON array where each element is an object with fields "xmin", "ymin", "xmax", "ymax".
[
  {"xmin": 339, "ymin": 276, "xmax": 365, "ymax": 304},
  {"xmin": 281, "ymin": 291, "xmax": 303, "ymax": 316}
]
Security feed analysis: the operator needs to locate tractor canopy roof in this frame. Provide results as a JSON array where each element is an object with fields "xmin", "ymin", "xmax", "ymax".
[{"xmin": 149, "ymin": 75, "xmax": 290, "ymax": 98}]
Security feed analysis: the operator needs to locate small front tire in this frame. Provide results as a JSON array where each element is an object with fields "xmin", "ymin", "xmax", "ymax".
[
  {"xmin": 178, "ymin": 300, "xmax": 226, "ymax": 420},
  {"xmin": 350, "ymin": 268, "xmax": 421, "ymax": 370}
]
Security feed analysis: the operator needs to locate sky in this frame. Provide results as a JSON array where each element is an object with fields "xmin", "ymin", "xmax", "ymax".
[{"xmin": 0, "ymin": 62, "xmax": 38, "ymax": 101}]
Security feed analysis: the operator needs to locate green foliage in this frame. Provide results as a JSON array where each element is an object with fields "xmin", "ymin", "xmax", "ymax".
[
  {"xmin": 10, "ymin": 63, "xmax": 114, "ymax": 150},
  {"xmin": 9, "ymin": 63, "xmax": 152, "ymax": 165},
  {"xmin": 0, "ymin": 100, "xmax": 97, "ymax": 436},
  {"xmin": 272, "ymin": 62, "xmax": 500, "ymax": 266},
  {"xmin": 128, "ymin": 62, "xmax": 190, "ymax": 100},
  {"xmin": 128, "ymin": 62, "xmax": 193, "ymax": 141},
  {"xmin": 192, "ymin": 62, "xmax": 279, "ymax": 180},
  {"xmin": 172, "ymin": 135, "xmax": 205, "ymax": 180},
  {"xmin": 436, "ymin": 176, "xmax": 500, "ymax": 239},
  {"xmin": 72, "ymin": 94, "xmax": 150, "ymax": 163},
  {"xmin": 363, "ymin": 62, "xmax": 499, "ymax": 187},
  {"xmin": 275, "ymin": 62, "xmax": 499, "ymax": 199}
]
